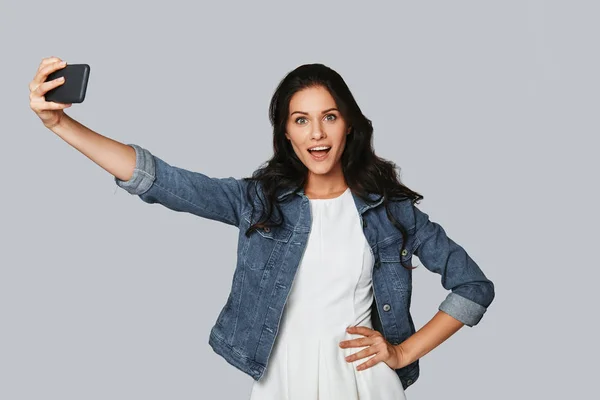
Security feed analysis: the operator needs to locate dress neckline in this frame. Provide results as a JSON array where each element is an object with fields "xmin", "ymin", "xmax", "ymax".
[{"xmin": 307, "ymin": 187, "xmax": 350, "ymax": 202}]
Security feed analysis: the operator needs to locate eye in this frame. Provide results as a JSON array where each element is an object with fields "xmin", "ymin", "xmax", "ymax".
[{"xmin": 294, "ymin": 114, "xmax": 337, "ymax": 124}]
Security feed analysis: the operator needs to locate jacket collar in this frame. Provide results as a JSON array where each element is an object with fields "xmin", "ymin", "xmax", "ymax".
[{"xmin": 276, "ymin": 186, "xmax": 385, "ymax": 214}]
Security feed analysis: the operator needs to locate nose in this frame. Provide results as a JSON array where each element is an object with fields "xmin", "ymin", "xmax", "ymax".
[{"xmin": 310, "ymin": 123, "xmax": 326, "ymax": 140}]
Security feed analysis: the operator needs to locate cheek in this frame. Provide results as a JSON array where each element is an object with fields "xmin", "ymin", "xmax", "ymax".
[
  {"xmin": 286, "ymin": 126, "xmax": 303, "ymax": 140},
  {"xmin": 335, "ymin": 136, "xmax": 347, "ymax": 154},
  {"xmin": 285, "ymin": 131, "xmax": 304, "ymax": 152},
  {"xmin": 286, "ymin": 138, "xmax": 304, "ymax": 158}
]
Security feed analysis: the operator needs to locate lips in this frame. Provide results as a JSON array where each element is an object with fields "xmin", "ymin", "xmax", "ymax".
[
  {"xmin": 307, "ymin": 147, "xmax": 331, "ymax": 154},
  {"xmin": 307, "ymin": 147, "xmax": 331, "ymax": 161},
  {"xmin": 307, "ymin": 144, "xmax": 331, "ymax": 153}
]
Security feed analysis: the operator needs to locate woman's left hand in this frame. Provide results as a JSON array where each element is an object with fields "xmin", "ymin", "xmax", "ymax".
[{"xmin": 339, "ymin": 326, "xmax": 408, "ymax": 371}]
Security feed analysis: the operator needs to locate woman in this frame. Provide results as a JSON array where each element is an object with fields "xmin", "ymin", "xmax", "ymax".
[{"xmin": 29, "ymin": 57, "xmax": 495, "ymax": 399}]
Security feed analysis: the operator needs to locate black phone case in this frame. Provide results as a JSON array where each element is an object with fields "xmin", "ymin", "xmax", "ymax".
[{"xmin": 45, "ymin": 64, "xmax": 91, "ymax": 104}]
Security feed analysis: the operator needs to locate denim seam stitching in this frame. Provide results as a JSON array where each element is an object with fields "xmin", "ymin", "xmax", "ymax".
[
  {"xmin": 210, "ymin": 330, "xmax": 263, "ymax": 367},
  {"xmin": 230, "ymin": 264, "xmax": 245, "ymax": 344},
  {"xmin": 135, "ymin": 168, "xmax": 154, "ymax": 180}
]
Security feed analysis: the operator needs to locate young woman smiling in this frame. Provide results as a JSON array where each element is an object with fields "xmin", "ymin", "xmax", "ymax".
[{"xmin": 29, "ymin": 57, "xmax": 495, "ymax": 399}]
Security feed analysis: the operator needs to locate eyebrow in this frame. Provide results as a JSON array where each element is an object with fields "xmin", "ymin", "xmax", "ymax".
[{"xmin": 290, "ymin": 107, "xmax": 339, "ymax": 116}]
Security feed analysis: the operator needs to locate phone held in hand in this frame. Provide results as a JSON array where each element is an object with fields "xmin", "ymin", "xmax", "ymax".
[{"xmin": 45, "ymin": 63, "xmax": 91, "ymax": 104}]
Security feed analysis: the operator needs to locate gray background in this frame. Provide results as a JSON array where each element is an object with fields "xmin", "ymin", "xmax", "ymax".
[{"xmin": 2, "ymin": 0, "xmax": 598, "ymax": 398}]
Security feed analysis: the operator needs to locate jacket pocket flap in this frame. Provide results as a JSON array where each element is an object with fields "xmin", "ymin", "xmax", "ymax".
[
  {"xmin": 243, "ymin": 214, "xmax": 293, "ymax": 242},
  {"xmin": 379, "ymin": 236, "xmax": 413, "ymax": 263}
]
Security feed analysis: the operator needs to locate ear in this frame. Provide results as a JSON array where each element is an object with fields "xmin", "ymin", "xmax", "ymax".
[{"xmin": 285, "ymin": 132, "xmax": 290, "ymax": 140}]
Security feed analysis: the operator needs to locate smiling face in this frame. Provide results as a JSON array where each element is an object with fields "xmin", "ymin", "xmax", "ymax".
[{"xmin": 285, "ymin": 85, "xmax": 351, "ymax": 188}]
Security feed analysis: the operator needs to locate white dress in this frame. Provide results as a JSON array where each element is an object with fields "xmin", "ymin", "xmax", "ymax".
[{"xmin": 250, "ymin": 188, "xmax": 407, "ymax": 400}]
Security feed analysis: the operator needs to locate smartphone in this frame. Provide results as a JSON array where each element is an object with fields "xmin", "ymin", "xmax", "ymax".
[{"xmin": 45, "ymin": 63, "xmax": 91, "ymax": 104}]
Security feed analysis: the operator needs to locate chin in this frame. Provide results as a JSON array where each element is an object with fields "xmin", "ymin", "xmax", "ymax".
[
  {"xmin": 305, "ymin": 160, "xmax": 339, "ymax": 175},
  {"xmin": 308, "ymin": 168, "xmax": 333, "ymax": 175}
]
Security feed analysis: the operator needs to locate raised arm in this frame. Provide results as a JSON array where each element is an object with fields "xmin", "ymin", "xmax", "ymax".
[
  {"xmin": 113, "ymin": 144, "xmax": 248, "ymax": 227},
  {"xmin": 30, "ymin": 57, "xmax": 249, "ymax": 228},
  {"xmin": 49, "ymin": 113, "xmax": 139, "ymax": 184},
  {"xmin": 51, "ymin": 115, "xmax": 247, "ymax": 226}
]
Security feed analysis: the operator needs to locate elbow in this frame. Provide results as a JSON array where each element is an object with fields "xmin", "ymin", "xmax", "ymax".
[
  {"xmin": 482, "ymin": 279, "xmax": 495, "ymax": 309},
  {"xmin": 440, "ymin": 279, "xmax": 495, "ymax": 327},
  {"xmin": 457, "ymin": 278, "xmax": 495, "ymax": 309}
]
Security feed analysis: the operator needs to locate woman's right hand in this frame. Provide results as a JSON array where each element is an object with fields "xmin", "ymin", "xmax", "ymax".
[{"xmin": 29, "ymin": 56, "xmax": 73, "ymax": 129}]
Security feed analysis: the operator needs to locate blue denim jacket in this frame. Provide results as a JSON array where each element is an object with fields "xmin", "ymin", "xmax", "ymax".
[{"xmin": 115, "ymin": 144, "xmax": 495, "ymax": 390}]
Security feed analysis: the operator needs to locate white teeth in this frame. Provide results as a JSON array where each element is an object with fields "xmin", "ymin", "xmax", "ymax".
[{"xmin": 308, "ymin": 146, "xmax": 331, "ymax": 151}]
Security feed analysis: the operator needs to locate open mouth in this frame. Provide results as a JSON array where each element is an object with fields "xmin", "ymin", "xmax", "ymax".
[
  {"xmin": 307, "ymin": 146, "xmax": 331, "ymax": 160},
  {"xmin": 307, "ymin": 146, "xmax": 331, "ymax": 155}
]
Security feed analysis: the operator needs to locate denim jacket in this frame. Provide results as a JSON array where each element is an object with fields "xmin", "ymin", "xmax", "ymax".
[{"xmin": 115, "ymin": 144, "xmax": 495, "ymax": 390}]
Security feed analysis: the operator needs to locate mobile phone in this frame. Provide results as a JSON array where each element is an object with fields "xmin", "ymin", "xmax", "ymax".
[{"xmin": 45, "ymin": 63, "xmax": 91, "ymax": 104}]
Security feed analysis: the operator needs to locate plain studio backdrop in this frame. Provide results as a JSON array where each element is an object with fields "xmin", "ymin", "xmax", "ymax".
[{"xmin": 1, "ymin": 1, "xmax": 598, "ymax": 399}]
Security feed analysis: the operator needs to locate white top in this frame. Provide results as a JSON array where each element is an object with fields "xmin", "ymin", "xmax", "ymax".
[{"xmin": 250, "ymin": 187, "xmax": 406, "ymax": 400}]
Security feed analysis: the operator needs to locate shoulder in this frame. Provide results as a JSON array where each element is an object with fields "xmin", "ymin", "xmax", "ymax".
[{"xmin": 383, "ymin": 197, "xmax": 420, "ymax": 234}]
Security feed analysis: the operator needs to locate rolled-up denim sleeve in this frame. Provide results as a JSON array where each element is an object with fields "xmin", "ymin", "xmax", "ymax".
[
  {"xmin": 411, "ymin": 204, "xmax": 495, "ymax": 327},
  {"xmin": 114, "ymin": 144, "xmax": 156, "ymax": 195},
  {"xmin": 114, "ymin": 144, "xmax": 247, "ymax": 227}
]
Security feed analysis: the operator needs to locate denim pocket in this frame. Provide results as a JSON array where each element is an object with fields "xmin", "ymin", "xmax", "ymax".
[{"xmin": 241, "ymin": 215, "xmax": 293, "ymax": 271}]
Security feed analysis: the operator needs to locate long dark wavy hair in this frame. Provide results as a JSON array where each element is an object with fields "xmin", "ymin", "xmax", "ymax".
[{"xmin": 242, "ymin": 63, "xmax": 424, "ymax": 269}]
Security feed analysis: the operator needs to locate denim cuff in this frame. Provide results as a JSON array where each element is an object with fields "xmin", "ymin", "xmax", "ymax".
[
  {"xmin": 114, "ymin": 143, "xmax": 156, "ymax": 195},
  {"xmin": 439, "ymin": 292, "xmax": 487, "ymax": 327}
]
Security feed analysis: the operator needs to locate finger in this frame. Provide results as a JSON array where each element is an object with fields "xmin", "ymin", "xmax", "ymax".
[
  {"xmin": 48, "ymin": 100, "xmax": 72, "ymax": 109},
  {"xmin": 345, "ymin": 345, "xmax": 378, "ymax": 363},
  {"xmin": 30, "ymin": 101, "xmax": 71, "ymax": 113},
  {"xmin": 340, "ymin": 336, "xmax": 371, "ymax": 348},
  {"xmin": 39, "ymin": 56, "xmax": 62, "ymax": 71},
  {"xmin": 32, "ymin": 57, "xmax": 63, "ymax": 82},
  {"xmin": 31, "ymin": 60, "xmax": 66, "ymax": 88},
  {"xmin": 356, "ymin": 354, "xmax": 381, "ymax": 371},
  {"xmin": 32, "ymin": 77, "xmax": 65, "ymax": 97},
  {"xmin": 346, "ymin": 326, "xmax": 378, "ymax": 336},
  {"xmin": 36, "ymin": 102, "xmax": 72, "ymax": 111},
  {"xmin": 39, "ymin": 60, "xmax": 67, "ymax": 80}
]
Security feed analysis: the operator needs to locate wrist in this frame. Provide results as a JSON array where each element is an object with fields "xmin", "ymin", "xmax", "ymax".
[
  {"xmin": 396, "ymin": 342, "xmax": 417, "ymax": 368},
  {"xmin": 47, "ymin": 112, "xmax": 72, "ymax": 133}
]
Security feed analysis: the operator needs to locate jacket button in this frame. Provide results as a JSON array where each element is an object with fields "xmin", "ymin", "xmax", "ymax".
[
  {"xmin": 407, "ymin": 379, "xmax": 413, "ymax": 386},
  {"xmin": 401, "ymin": 249, "xmax": 408, "ymax": 256},
  {"xmin": 264, "ymin": 227, "xmax": 271, "ymax": 232},
  {"xmin": 383, "ymin": 304, "xmax": 391, "ymax": 312}
]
